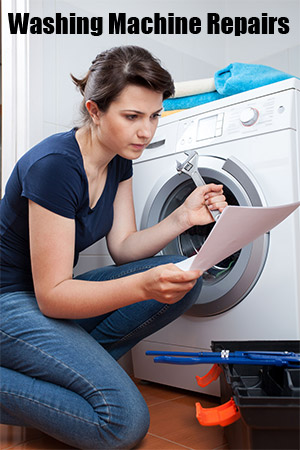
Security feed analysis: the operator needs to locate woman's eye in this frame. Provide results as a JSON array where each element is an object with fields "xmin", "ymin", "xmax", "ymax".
[{"xmin": 125, "ymin": 113, "xmax": 161, "ymax": 121}]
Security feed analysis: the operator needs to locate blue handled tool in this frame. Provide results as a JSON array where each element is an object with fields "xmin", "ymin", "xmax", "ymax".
[{"xmin": 146, "ymin": 350, "xmax": 300, "ymax": 367}]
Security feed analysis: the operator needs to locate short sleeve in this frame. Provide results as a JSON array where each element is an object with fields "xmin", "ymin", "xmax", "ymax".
[{"xmin": 22, "ymin": 154, "xmax": 83, "ymax": 219}]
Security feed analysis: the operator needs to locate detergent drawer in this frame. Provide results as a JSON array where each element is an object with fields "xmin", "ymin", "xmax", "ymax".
[{"xmin": 211, "ymin": 340, "xmax": 300, "ymax": 450}]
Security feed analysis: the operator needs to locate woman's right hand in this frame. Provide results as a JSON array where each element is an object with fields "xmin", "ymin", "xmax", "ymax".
[{"xmin": 141, "ymin": 264, "xmax": 202, "ymax": 304}]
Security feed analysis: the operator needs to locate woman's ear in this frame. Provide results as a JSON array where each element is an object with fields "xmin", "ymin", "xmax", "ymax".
[{"xmin": 85, "ymin": 100, "xmax": 101, "ymax": 124}]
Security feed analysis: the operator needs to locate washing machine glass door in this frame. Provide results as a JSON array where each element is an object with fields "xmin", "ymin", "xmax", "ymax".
[{"xmin": 141, "ymin": 155, "xmax": 269, "ymax": 316}]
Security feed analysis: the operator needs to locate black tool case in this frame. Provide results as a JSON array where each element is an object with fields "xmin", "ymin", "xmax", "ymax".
[{"xmin": 211, "ymin": 341, "xmax": 300, "ymax": 450}]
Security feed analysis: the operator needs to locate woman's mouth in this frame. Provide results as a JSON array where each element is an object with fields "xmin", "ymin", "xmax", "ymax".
[{"xmin": 131, "ymin": 143, "xmax": 147, "ymax": 150}]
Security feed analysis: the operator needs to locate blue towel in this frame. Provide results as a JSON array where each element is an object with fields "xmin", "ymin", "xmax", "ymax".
[
  {"xmin": 163, "ymin": 63, "xmax": 295, "ymax": 111},
  {"xmin": 214, "ymin": 62, "xmax": 293, "ymax": 96},
  {"xmin": 163, "ymin": 91, "xmax": 224, "ymax": 111}
]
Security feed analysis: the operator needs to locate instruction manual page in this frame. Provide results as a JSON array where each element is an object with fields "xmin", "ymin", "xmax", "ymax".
[{"xmin": 176, "ymin": 201, "xmax": 300, "ymax": 272}]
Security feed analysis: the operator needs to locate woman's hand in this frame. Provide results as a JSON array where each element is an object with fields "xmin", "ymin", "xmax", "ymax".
[
  {"xmin": 178, "ymin": 184, "xmax": 227, "ymax": 229},
  {"xmin": 141, "ymin": 264, "xmax": 202, "ymax": 304}
]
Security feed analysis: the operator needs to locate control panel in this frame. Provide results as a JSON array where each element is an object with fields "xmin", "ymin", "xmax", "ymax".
[{"xmin": 176, "ymin": 89, "xmax": 296, "ymax": 153}]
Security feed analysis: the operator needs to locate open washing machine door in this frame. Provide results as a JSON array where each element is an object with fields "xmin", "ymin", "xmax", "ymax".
[{"xmin": 140, "ymin": 155, "xmax": 269, "ymax": 316}]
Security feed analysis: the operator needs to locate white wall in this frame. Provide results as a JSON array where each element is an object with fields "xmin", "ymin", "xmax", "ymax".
[
  {"xmin": 40, "ymin": 0, "xmax": 300, "ymax": 143},
  {"xmin": 2, "ymin": 0, "xmax": 300, "ymax": 274}
]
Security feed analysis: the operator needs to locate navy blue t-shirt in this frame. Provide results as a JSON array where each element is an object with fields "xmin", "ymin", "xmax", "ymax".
[{"xmin": 0, "ymin": 128, "xmax": 133, "ymax": 294}]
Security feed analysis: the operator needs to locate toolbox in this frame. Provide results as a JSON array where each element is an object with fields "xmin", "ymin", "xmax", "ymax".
[
  {"xmin": 147, "ymin": 340, "xmax": 300, "ymax": 450},
  {"xmin": 210, "ymin": 341, "xmax": 300, "ymax": 450}
]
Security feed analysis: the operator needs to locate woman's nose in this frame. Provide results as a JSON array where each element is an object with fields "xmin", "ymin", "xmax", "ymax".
[{"xmin": 137, "ymin": 121, "xmax": 152, "ymax": 140}]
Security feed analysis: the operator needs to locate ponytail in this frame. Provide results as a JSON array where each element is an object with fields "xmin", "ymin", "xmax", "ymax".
[{"xmin": 70, "ymin": 71, "xmax": 91, "ymax": 96}]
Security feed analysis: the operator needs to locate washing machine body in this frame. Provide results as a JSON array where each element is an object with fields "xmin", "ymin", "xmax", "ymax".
[{"xmin": 131, "ymin": 78, "xmax": 300, "ymax": 395}]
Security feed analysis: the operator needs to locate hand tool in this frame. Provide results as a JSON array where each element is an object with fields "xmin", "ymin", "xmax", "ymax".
[
  {"xmin": 146, "ymin": 349, "xmax": 300, "ymax": 368},
  {"xmin": 176, "ymin": 150, "xmax": 221, "ymax": 221}
]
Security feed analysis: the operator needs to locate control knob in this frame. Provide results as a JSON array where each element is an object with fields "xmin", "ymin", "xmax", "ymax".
[{"xmin": 240, "ymin": 107, "xmax": 259, "ymax": 126}]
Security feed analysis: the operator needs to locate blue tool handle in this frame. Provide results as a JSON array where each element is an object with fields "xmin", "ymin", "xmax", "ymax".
[
  {"xmin": 147, "ymin": 350, "xmax": 300, "ymax": 359},
  {"xmin": 146, "ymin": 350, "xmax": 203, "ymax": 357},
  {"xmin": 146, "ymin": 350, "xmax": 300, "ymax": 367},
  {"xmin": 153, "ymin": 356, "xmax": 211, "ymax": 365},
  {"xmin": 244, "ymin": 351, "xmax": 299, "ymax": 358},
  {"xmin": 147, "ymin": 350, "xmax": 236, "ymax": 357},
  {"xmin": 246, "ymin": 352, "xmax": 300, "ymax": 364},
  {"xmin": 152, "ymin": 356, "xmax": 299, "ymax": 367}
]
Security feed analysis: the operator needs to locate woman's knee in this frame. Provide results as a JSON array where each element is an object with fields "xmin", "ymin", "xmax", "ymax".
[
  {"xmin": 117, "ymin": 390, "xmax": 150, "ymax": 448},
  {"xmin": 174, "ymin": 275, "xmax": 203, "ymax": 314},
  {"xmin": 143, "ymin": 254, "xmax": 203, "ymax": 312},
  {"xmin": 147, "ymin": 254, "xmax": 186, "ymax": 266},
  {"xmin": 93, "ymin": 385, "xmax": 150, "ymax": 449}
]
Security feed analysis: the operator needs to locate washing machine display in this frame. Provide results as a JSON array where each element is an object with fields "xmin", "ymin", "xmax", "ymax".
[{"xmin": 132, "ymin": 79, "xmax": 300, "ymax": 394}]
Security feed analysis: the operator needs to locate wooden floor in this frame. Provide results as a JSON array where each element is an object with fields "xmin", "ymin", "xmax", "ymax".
[{"xmin": 0, "ymin": 378, "xmax": 229, "ymax": 450}]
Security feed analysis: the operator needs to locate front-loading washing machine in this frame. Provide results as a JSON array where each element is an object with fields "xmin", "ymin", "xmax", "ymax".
[{"xmin": 131, "ymin": 78, "xmax": 300, "ymax": 395}]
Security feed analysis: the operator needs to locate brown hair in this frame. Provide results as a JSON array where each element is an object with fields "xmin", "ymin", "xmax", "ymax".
[{"xmin": 71, "ymin": 45, "xmax": 175, "ymax": 125}]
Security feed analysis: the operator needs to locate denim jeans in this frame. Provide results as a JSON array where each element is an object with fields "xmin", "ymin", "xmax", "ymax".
[{"xmin": 0, "ymin": 255, "xmax": 202, "ymax": 449}]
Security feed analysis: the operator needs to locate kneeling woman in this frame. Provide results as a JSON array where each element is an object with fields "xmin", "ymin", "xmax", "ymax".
[{"xmin": 0, "ymin": 46, "xmax": 227, "ymax": 449}]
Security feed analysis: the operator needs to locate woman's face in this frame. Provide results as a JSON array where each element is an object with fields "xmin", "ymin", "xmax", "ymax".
[{"xmin": 94, "ymin": 84, "xmax": 163, "ymax": 160}]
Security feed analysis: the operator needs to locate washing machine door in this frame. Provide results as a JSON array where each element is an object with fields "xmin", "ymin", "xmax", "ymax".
[{"xmin": 141, "ymin": 155, "xmax": 269, "ymax": 316}]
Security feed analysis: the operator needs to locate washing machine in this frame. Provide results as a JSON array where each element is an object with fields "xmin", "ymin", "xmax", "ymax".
[{"xmin": 131, "ymin": 78, "xmax": 300, "ymax": 395}]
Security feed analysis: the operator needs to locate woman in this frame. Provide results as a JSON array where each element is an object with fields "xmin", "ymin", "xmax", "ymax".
[{"xmin": 0, "ymin": 46, "xmax": 227, "ymax": 449}]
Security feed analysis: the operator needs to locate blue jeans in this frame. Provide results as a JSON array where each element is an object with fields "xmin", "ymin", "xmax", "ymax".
[{"xmin": 0, "ymin": 255, "xmax": 202, "ymax": 449}]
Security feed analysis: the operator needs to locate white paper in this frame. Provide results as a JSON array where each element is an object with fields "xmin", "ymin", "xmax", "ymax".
[{"xmin": 176, "ymin": 201, "xmax": 300, "ymax": 272}]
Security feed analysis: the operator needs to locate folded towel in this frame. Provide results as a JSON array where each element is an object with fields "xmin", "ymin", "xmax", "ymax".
[
  {"xmin": 163, "ymin": 63, "xmax": 295, "ymax": 111},
  {"xmin": 161, "ymin": 109, "xmax": 186, "ymax": 117},
  {"xmin": 163, "ymin": 91, "xmax": 224, "ymax": 111},
  {"xmin": 214, "ymin": 62, "xmax": 293, "ymax": 96},
  {"xmin": 174, "ymin": 78, "xmax": 215, "ymax": 98}
]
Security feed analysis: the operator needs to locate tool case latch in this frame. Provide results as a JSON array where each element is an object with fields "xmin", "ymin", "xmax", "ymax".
[
  {"xmin": 196, "ymin": 397, "xmax": 241, "ymax": 427},
  {"xmin": 195, "ymin": 363, "xmax": 222, "ymax": 387}
]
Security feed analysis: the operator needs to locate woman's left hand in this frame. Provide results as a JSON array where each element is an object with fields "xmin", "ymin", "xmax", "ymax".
[{"xmin": 178, "ymin": 183, "xmax": 228, "ymax": 228}]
